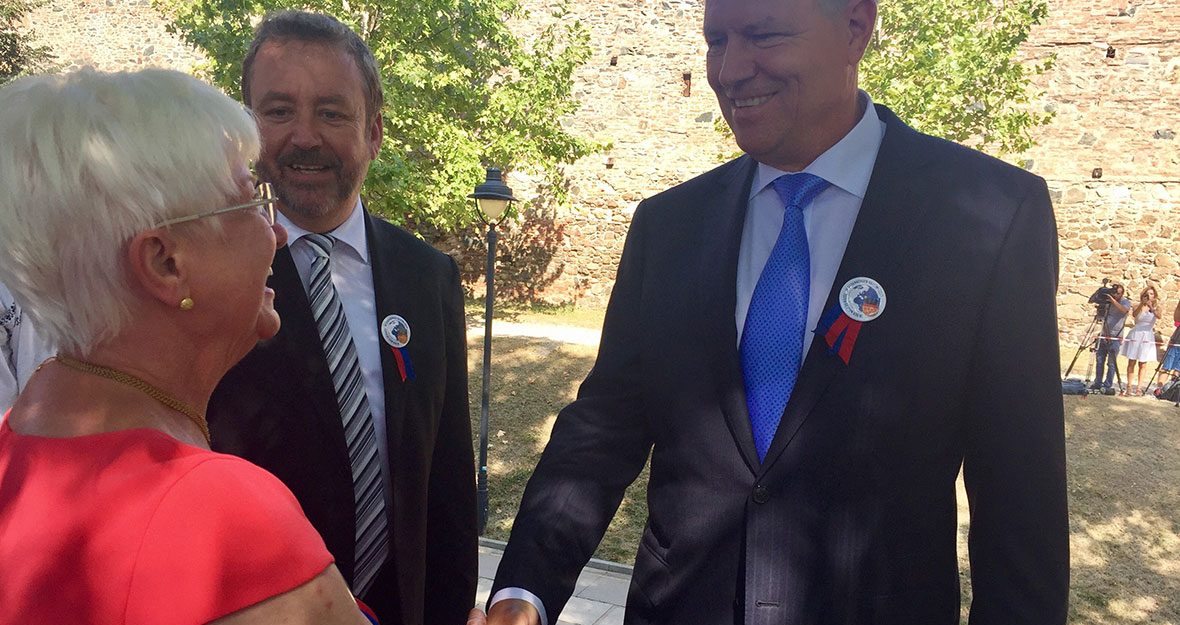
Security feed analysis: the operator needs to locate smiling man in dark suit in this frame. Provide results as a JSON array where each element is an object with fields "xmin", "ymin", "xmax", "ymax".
[
  {"xmin": 485, "ymin": 0, "xmax": 1068, "ymax": 623},
  {"xmin": 207, "ymin": 11, "xmax": 477, "ymax": 625}
]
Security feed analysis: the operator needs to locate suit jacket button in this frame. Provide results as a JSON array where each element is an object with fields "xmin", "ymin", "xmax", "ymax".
[{"xmin": 752, "ymin": 484, "xmax": 770, "ymax": 504}]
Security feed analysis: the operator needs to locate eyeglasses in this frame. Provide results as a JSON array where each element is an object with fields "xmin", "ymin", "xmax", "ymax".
[{"xmin": 154, "ymin": 182, "xmax": 278, "ymax": 228}]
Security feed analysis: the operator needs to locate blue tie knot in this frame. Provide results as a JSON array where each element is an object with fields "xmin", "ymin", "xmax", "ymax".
[{"xmin": 772, "ymin": 173, "xmax": 830, "ymax": 212}]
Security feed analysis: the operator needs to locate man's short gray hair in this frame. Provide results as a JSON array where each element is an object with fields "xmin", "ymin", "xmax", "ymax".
[
  {"xmin": 0, "ymin": 68, "xmax": 260, "ymax": 354},
  {"xmin": 818, "ymin": 0, "xmax": 878, "ymax": 15},
  {"xmin": 241, "ymin": 11, "xmax": 384, "ymax": 124}
]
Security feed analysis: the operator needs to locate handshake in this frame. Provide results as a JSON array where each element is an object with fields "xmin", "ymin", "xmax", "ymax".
[{"xmin": 467, "ymin": 599, "xmax": 540, "ymax": 625}]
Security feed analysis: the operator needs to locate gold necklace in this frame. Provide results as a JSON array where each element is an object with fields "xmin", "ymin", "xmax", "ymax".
[{"xmin": 53, "ymin": 355, "xmax": 211, "ymax": 445}]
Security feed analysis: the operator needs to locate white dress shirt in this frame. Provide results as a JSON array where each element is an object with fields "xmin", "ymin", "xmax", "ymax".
[
  {"xmin": 490, "ymin": 93, "xmax": 886, "ymax": 625},
  {"xmin": 278, "ymin": 198, "xmax": 394, "ymax": 509},
  {"xmin": 737, "ymin": 92, "xmax": 886, "ymax": 351}
]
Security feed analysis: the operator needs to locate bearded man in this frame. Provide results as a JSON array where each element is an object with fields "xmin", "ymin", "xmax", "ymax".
[{"xmin": 208, "ymin": 12, "xmax": 478, "ymax": 625}]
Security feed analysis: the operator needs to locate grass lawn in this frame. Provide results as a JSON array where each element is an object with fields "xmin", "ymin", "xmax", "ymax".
[
  {"xmin": 465, "ymin": 296, "xmax": 609, "ymax": 331},
  {"xmin": 468, "ymin": 304, "xmax": 1180, "ymax": 623}
]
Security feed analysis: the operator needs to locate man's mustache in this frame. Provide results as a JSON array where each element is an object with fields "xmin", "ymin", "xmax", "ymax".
[{"xmin": 275, "ymin": 149, "xmax": 340, "ymax": 169}]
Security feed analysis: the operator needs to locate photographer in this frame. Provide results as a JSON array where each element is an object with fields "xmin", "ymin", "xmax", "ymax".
[
  {"xmin": 1120, "ymin": 285, "xmax": 1160, "ymax": 396},
  {"xmin": 1091, "ymin": 282, "xmax": 1131, "ymax": 392}
]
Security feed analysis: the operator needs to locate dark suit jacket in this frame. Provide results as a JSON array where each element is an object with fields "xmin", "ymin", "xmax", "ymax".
[
  {"xmin": 209, "ymin": 211, "xmax": 478, "ymax": 625},
  {"xmin": 491, "ymin": 106, "xmax": 1069, "ymax": 625}
]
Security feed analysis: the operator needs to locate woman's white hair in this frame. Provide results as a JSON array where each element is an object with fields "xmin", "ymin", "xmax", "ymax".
[{"xmin": 0, "ymin": 68, "xmax": 260, "ymax": 355}]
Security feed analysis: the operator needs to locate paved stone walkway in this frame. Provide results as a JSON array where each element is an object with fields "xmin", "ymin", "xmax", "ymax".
[{"xmin": 478, "ymin": 539, "xmax": 631, "ymax": 625}]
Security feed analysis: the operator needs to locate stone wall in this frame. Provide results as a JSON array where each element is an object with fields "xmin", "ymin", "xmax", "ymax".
[
  {"xmin": 480, "ymin": 0, "xmax": 723, "ymax": 305},
  {"xmin": 25, "ymin": 0, "xmax": 204, "ymax": 72},
  {"xmin": 20, "ymin": 0, "xmax": 1180, "ymax": 335},
  {"xmin": 1022, "ymin": 0, "xmax": 1180, "ymax": 334}
]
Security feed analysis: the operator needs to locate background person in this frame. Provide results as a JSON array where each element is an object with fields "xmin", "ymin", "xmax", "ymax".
[
  {"xmin": 485, "ymin": 0, "xmax": 1068, "ymax": 623},
  {"xmin": 0, "ymin": 282, "xmax": 53, "ymax": 415},
  {"xmin": 207, "ymin": 12, "xmax": 478, "ymax": 625},
  {"xmin": 1153, "ymin": 301, "xmax": 1180, "ymax": 393},
  {"xmin": 1121, "ymin": 285, "xmax": 1159, "ymax": 396},
  {"xmin": 0, "ymin": 68, "xmax": 370, "ymax": 625},
  {"xmin": 1090, "ymin": 282, "xmax": 1130, "ymax": 392}
]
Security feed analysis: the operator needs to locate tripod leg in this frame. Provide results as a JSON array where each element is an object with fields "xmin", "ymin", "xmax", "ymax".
[
  {"xmin": 1065, "ymin": 316, "xmax": 1102, "ymax": 379},
  {"xmin": 1146, "ymin": 360, "xmax": 1163, "ymax": 395},
  {"xmin": 1115, "ymin": 353, "xmax": 1123, "ymax": 390}
]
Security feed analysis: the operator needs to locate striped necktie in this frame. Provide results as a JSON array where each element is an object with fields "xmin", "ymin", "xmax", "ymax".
[
  {"xmin": 303, "ymin": 233, "xmax": 389, "ymax": 597},
  {"xmin": 740, "ymin": 173, "xmax": 830, "ymax": 461}
]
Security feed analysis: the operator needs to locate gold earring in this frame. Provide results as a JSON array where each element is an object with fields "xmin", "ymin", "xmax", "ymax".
[{"xmin": 180, "ymin": 297, "xmax": 195, "ymax": 311}]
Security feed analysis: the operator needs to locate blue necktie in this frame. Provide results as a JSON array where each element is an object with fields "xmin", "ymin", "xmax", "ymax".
[{"xmin": 740, "ymin": 173, "xmax": 830, "ymax": 461}]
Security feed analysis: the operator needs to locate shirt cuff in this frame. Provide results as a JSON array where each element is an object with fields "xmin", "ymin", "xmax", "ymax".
[{"xmin": 489, "ymin": 587, "xmax": 548, "ymax": 625}]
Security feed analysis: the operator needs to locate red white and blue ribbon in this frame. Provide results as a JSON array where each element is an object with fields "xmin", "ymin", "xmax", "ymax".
[
  {"xmin": 814, "ymin": 302, "xmax": 863, "ymax": 365},
  {"xmin": 381, "ymin": 314, "xmax": 416, "ymax": 382},
  {"xmin": 356, "ymin": 597, "xmax": 380, "ymax": 624},
  {"xmin": 390, "ymin": 345, "xmax": 416, "ymax": 382}
]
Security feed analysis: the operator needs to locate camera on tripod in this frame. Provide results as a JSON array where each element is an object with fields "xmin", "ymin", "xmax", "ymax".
[
  {"xmin": 1065, "ymin": 278, "xmax": 1126, "ymax": 390},
  {"xmin": 1088, "ymin": 278, "xmax": 1119, "ymax": 317}
]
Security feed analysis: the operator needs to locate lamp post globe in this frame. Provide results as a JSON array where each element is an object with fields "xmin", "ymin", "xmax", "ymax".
[{"xmin": 469, "ymin": 167, "xmax": 516, "ymax": 535}]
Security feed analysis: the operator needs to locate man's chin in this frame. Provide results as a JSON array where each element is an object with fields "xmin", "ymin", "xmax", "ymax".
[
  {"xmin": 275, "ymin": 190, "xmax": 337, "ymax": 219},
  {"xmin": 256, "ymin": 308, "xmax": 282, "ymax": 341}
]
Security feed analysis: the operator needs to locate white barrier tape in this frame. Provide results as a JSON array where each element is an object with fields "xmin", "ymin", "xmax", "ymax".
[{"xmin": 1057, "ymin": 330, "xmax": 1180, "ymax": 348}]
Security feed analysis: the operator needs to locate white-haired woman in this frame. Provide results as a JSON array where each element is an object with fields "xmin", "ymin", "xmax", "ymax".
[{"xmin": 0, "ymin": 69, "xmax": 374, "ymax": 625}]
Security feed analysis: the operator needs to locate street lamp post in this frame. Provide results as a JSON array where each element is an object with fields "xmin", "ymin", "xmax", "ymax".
[{"xmin": 469, "ymin": 167, "xmax": 516, "ymax": 535}]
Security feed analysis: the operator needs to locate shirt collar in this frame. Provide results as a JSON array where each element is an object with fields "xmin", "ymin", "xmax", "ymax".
[
  {"xmin": 750, "ymin": 90, "xmax": 884, "ymax": 201},
  {"xmin": 278, "ymin": 196, "xmax": 371, "ymax": 265}
]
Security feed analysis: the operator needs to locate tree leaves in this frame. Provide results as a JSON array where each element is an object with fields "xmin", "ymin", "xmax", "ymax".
[
  {"xmin": 1, "ymin": 0, "xmax": 55, "ymax": 84},
  {"xmin": 860, "ymin": 0, "xmax": 1054, "ymax": 157}
]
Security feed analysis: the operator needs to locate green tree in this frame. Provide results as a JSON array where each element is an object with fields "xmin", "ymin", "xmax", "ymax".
[
  {"xmin": 861, "ymin": 0, "xmax": 1053, "ymax": 156},
  {"xmin": 158, "ymin": 0, "xmax": 602, "ymax": 229},
  {"xmin": 717, "ymin": 0, "xmax": 1054, "ymax": 159},
  {"xmin": 1, "ymin": 0, "xmax": 55, "ymax": 84}
]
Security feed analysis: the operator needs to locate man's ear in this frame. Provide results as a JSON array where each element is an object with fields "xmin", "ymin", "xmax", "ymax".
[
  {"xmin": 845, "ymin": 0, "xmax": 878, "ymax": 65},
  {"xmin": 368, "ymin": 112, "xmax": 383, "ymax": 160},
  {"xmin": 125, "ymin": 229, "xmax": 189, "ymax": 308}
]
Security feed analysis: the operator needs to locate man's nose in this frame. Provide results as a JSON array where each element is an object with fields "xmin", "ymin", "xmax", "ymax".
[
  {"xmin": 289, "ymin": 114, "xmax": 322, "ymax": 149},
  {"xmin": 713, "ymin": 41, "xmax": 756, "ymax": 90}
]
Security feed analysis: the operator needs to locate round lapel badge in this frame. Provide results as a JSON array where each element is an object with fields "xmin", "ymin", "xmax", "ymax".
[
  {"xmin": 839, "ymin": 277, "xmax": 886, "ymax": 322},
  {"xmin": 381, "ymin": 314, "xmax": 411, "ymax": 348}
]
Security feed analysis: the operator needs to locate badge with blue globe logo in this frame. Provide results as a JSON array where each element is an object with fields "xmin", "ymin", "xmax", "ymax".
[
  {"xmin": 381, "ymin": 315, "xmax": 411, "ymax": 348},
  {"xmin": 839, "ymin": 277, "xmax": 886, "ymax": 323}
]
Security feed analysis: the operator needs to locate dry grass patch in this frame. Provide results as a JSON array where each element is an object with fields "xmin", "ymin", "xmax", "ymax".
[
  {"xmin": 466, "ymin": 329, "xmax": 652, "ymax": 564},
  {"xmin": 1063, "ymin": 393, "xmax": 1180, "ymax": 624}
]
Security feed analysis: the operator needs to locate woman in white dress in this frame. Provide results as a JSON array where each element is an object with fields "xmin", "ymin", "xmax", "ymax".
[{"xmin": 1120, "ymin": 285, "xmax": 1159, "ymax": 395}]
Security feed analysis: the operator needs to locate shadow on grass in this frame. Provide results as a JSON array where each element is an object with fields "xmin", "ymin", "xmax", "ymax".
[
  {"xmin": 1060, "ymin": 394, "xmax": 1180, "ymax": 624},
  {"xmin": 952, "ymin": 390, "xmax": 1180, "ymax": 624},
  {"xmin": 468, "ymin": 334, "xmax": 650, "ymax": 564}
]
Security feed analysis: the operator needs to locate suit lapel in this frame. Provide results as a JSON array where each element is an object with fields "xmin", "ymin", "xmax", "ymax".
[
  {"xmin": 365, "ymin": 212, "xmax": 409, "ymax": 468},
  {"xmin": 700, "ymin": 156, "xmax": 763, "ymax": 473},
  {"xmin": 760, "ymin": 106, "xmax": 936, "ymax": 472},
  {"xmin": 269, "ymin": 246, "xmax": 352, "ymax": 465}
]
